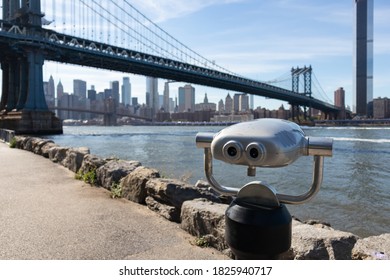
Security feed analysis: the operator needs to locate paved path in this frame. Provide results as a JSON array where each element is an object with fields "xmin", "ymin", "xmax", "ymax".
[{"xmin": 0, "ymin": 142, "xmax": 229, "ymax": 260}]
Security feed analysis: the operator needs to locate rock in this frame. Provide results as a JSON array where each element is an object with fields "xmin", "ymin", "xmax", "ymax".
[
  {"xmin": 33, "ymin": 139, "xmax": 55, "ymax": 156},
  {"xmin": 352, "ymin": 234, "xmax": 390, "ymax": 260},
  {"xmin": 181, "ymin": 199, "xmax": 229, "ymax": 251},
  {"xmin": 283, "ymin": 220, "xmax": 359, "ymax": 260},
  {"xmin": 145, "ymin": 196, "xmax": 180, "ymax": 222},
  {"xmin": 61, "ymin": 147, "xmax": 90, "ymax": 173},
  {"xmin": 14, "ymin": 136, "xmax": 27, "ymax": 149},
  {"xmin": 48, "ymin": 146, "xmax": 69, "ymax": 163},
  {"xmin": 23, "ymin": 137, "xmax": 40, "ymax": 152},
  {"xmin": 20, "ymin": 136, "xmax": 32, "ymax": 150},
  {"xmin": 303, "ymin": 219, "xmax": 332, "ymax": 229},
  {"xmin": 78, "ymin": 154, "xmax": 107, "ymax": 175},
  {"xmin": 194, "ymin": 180, "xmax": 211, "ymax": 190},
  {"xmin": 145, "ymin": 178, "xmax": 221, "ymax": 223},
  {"xmin": 146, "ymin": 178, "xmax": 221, "ymax": 209},
  {"xmin": 120, "ymin": 166, "xmax": 160, "ymax": 204},
  {"xmin": 96, "ymin": 160, "xmax": 141, "ymax": 190},
  {"xmin": 194, "ymin": 180, "xmax": 233, "ymax": 204},
  {"xmin": 40, "ymin": 142, "xmax": 59, "ymax": 158}
]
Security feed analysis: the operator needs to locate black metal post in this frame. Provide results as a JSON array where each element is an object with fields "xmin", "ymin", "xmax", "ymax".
[{"xmin": 225, "ymin": 197, "xmax": 292, "ymax": 260}]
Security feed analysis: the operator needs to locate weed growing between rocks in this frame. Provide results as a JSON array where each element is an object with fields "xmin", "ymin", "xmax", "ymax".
[
  {"xmin": 75, "ymin": 168, "xmax": 97, "ymax": 185},
  {"xmin": 9, "ymin": 137, "xmax": 17, "ymax": 149},
  {"xmin": 111, "ymin": 183, "xmax": 122, "ymax": 199},
  {"xmin": 194, "ymin": 236, "xmax": 210, "ymax": 248}
]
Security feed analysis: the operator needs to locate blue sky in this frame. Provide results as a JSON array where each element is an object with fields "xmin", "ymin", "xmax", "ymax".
[{"xmin": 36, "ymin": 0, "xmax": 389, "ymax": 110}]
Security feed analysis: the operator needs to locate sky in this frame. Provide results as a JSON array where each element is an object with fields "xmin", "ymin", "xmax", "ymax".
[{"xmin": 3, "ymin": 0, "xmax": 389, "ymax": 110}]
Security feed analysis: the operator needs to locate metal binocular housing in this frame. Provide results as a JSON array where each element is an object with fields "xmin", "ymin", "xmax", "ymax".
[{"xmin": 196, "ymin": 118, "xmax": 333, "ymax": 205}]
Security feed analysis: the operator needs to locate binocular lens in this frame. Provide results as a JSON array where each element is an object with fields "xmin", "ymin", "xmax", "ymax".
[
  {"xmin": 249, "ymin": 148, "xmax": 259, "ymax": 159},
  {"xmin": 227, "ymin": 146, "xmax": 238, "ymax": 157}
]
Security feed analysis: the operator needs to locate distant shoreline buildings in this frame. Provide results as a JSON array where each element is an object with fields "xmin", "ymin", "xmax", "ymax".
[
  {"xmin": 44, "ymin": 72, "xmax": 390, "ymax": 124},
  {"xmin": 44, "ymin": 74, "xmax": 315, "ymax": 124}
]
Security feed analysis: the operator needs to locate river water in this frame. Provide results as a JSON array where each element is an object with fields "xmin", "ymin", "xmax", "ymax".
[{"xmin": 48, "ymin": 124, "xmax": 390, "ymax": 238}]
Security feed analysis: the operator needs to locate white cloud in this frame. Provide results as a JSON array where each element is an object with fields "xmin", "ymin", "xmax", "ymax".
[{"xmin": 131, "ymin": 0, "xmax": 246, "ymax": 23}]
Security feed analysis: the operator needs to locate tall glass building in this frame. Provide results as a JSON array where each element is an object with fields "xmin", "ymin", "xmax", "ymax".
[
  {"xmin": 122, "ymin": 77, "xmax": 131, "ymax": 106},
  {"xmin": 146, "ymin": 77, "xmax": 159, "ymax": 117},
  {"xmin": 353, "ymin": 0, "xmax": 373, "ymax": 116}
]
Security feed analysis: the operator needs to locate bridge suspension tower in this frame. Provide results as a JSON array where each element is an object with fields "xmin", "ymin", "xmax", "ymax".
[
  {"xmin": 0, "ymin": 0, "xmax": 62, "ymax": 134},
  {"xmin": 290, "ymin": 66, "xmax": 312, "ymax": 122}
]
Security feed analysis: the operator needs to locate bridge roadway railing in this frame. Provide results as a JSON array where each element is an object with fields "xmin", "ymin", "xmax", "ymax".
[
  {"xmin": 0, "ymin": 128, "xmax": 15, "ymax": 143},
  {"xmin": 0, "ymin": 21, "xmax": 338, "ymax": 112}
]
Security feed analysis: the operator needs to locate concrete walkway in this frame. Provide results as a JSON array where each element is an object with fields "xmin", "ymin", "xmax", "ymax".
[{"xmin": 0, "ymin": 142, "xmax": 229, "ymax": 260}]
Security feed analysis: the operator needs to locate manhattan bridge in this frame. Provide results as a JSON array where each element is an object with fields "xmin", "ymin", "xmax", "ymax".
[{"xmin": 0, "ymin": 0, "xmax": 340, "ymax": 134}]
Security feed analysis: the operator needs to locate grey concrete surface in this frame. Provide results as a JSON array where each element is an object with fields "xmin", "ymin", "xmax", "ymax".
[{"xmin": 0, "ymin": 142, "xmax": 229, "ymax": 260}]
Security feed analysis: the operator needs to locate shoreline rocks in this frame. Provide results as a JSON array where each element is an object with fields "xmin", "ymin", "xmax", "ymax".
[{"xmin": 8, "ymin": 135, "xmax": 390, "ymax": 260}]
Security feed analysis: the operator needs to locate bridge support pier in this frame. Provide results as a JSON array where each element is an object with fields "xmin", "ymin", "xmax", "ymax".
[
  {"xmin": 0, "ymin": 52, "xmax": 62, "ymax": 135},
  {"xmin": 0, "ymin": 110, "xmax": 62, "ymax": 135},
  {"xmin": 103, "ymin": 98, "xmax": 117, "ymax": 126}
]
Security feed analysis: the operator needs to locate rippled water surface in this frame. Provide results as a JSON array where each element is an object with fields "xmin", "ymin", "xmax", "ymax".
[{"xmin": 48, "ymin": 125, "xmax": 390, "ymax": 237}]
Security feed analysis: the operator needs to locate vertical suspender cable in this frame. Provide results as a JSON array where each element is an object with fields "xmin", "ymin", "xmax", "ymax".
[
  {"xmin": 78, "ymin": 0, "xmax": 81, "ymax": 37},
  {"xmin": 100, "ymin": 0, "xmax": 103, "ymax": 42},
  {"xmin": 114, "ymin": 3, "xmax": 118, "ymax": 45},
  {"xmin": 52, "ymin": 0, "xmax": 56, "ymax": 29},
  {"xmin": 81, "ymin": 0, "xmax": 84, "ymax": 38},
  {"xmin": 121, "ymin": 1, "xmax": 125, "ymax": 47},
  {"xmin": 71, "ymin": 0, "xmax": 74, "ymax": 36},
  {"xmin": 90, "ymin": 0, "xmax": 94, "ymax": 40},
  {"xmin": 85, "ymin": 0, "xmax": 89, "ymax": 39},
  {"xmin": 42, "ymin": 0, "xmax": 46, "ymax": 15},
  {"xmin": 105, "ymin": 1, "xmax": 109, "ymax": 44},
  {"xmin": 62, "ymin": 0, "xmax": 66, "ymax": 33}
]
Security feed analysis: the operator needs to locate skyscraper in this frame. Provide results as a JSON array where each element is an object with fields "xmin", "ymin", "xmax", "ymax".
[
  {"xmin": 47, "ymin": 75, "xmax": 55, "ymax": 100},
  {"xmin": 233, "ymin": 94, "xmax": 240, "ymax": 113},
  {"xmin": 218, "ymin": 99, "xmax": 224, "ymax": 113},
  {"xmin": 225, "ymin": 93, "xmax": 233, "ymax": 114},
  {"xmin": 110, "ymin": 81, "xmax": 120, "ymax": 106},
  {"xmin": 178, "ymin": 84, "xmax": 195, "ymax": 112},
  {"xmin": 353, "ymin": 0, "xmax": 373, "ymax": 116},
  {"xmin": 239, "ymin": 94, "xmax": 249, "ymax": 112},
  {"xmin": 334, "ymin": 87, "xmax": 345, "ymax": 109},
  {"xmin": 57, "ymin": 80, "xmax": 64, "ymax": 100},
  {"xmin": 73, "ymin": 79, "xmax": 87, "ymax": 100},
  {"xmin": 163, "ymin": 82, "xmax": 170, "ymax": 112},
  {"xmin": 88, "ymin": 85, "xmax": 96, "ymax": 101},
  {"xmin": 146, "ymin": 77, "xmax": 159, "ymax": 117},
  {"xmin": 335, "ymin": 87, "xmax": 346, "ymax": 119},
  {"xmin": 122, "ymin": 77, "xmax": 131, "ymax": 106}
]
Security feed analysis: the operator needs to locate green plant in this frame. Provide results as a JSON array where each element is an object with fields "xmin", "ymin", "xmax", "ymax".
[
  {"xmin": 110, "ymin": 183, "xmax": 122, "ymax": 199},
  {"xmin": 9, "ymin": 137, "xmax": 17, "ymax": 149},
  {"xmin": 83, "ymin": 169, "xmax": 97, "ymax": 184},
  {"xmin": 75, "ymin": 170, "xmax": 83, "ymax": 180},
  {"xmin": 75, "ymin": 168, "xmax": 97, "ymax": 185},
  {"xmin": 194, "ymin": 236, "xmax": 209, "ymax": 248}
]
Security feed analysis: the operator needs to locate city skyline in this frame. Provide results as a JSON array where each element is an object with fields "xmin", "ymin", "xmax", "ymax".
[
  {"xmin": 44, "ymin": 74, "xmax": 260, "ymax": 112},
  {"xmin": 2, "ymin": 0, "xmax": 388, "ymax": 110}
]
